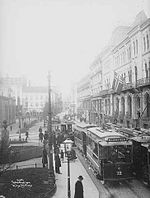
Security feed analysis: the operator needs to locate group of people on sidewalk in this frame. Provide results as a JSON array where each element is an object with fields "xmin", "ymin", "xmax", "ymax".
[
  {"xmin": 40, "ymin": 125, "xmax": 84, "ymax": 198},
  {"xmin": 41, "ymin": 146, "xmax": 62, "ymax": 174},
  {"xmin": 38, "ymin": 126, "xmax": 49, "ymax": 143}
]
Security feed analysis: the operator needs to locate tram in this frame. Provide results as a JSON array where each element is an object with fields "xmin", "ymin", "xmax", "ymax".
[
  {"xmin": 117, "ymin": 127, "xmax": 150, "ymax": 184},
  {"xmin": 74, "ymin": 123, "xmax": 133, "ymax": 183},
  {"xmin": 73, "ymin": 122, "xmax": 96, "ymax": 155},
  {"xmin": 56, "ymin": 121, "xmax": 75, "ymax": 145}
]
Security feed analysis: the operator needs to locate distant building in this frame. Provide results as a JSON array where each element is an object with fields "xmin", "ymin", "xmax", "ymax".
[
  {"xmin": 77, "ymin": 74, "xmax": 91, "ymax": 122},
  {"xmin": 22, "ymin": 86, "xmax": 48, "ymax": 113},
  {"xmin": 0, "ymin": 76, "xmax": 26, "ymax": 104},
  {"xmin": 22, "ymin": 85, "xmax": 63, "ymax": 119},
  {"xmin": 0, "ymin": 76, "xmax": 19, "ymax": 125}
]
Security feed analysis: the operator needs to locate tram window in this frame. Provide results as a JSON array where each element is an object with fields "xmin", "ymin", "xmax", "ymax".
[
  {"xmin": 99, "ymin": 146, "xmax": 109, "ymax": 159},
  {"xmin": 93, "ymin": 143, "xmax": 98, "ymax": 156},
  {"xmin": 107, "ymin": 145, "xmax": 131, "ymax": 163}
]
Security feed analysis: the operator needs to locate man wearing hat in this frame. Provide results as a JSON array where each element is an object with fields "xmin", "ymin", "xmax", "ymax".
[{"xmin": 74, "ymin": 175, "xmax": 84, "ymax": 198}]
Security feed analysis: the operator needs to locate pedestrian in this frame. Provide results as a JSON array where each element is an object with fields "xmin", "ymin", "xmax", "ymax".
[
  {"xmin": 44, "ymin": 131, "xmax": 48, "ymax": 140},
  {"xmin": 74, "ymin": 175, "xmax": 84, "ymax": 198},
  {"xmin": 10, "ymin": 125, "xmax": 12, "ymax": 131},
  {"xmin": 39, "ymin": 126, "xmax": 42, "ymax": 133},
  {"xmin": 25, "ymin": 130, "xmax": 29, "ymax": 141},
  {"xmin": 42, "ymin": 147, "xmax": 48, "ymax": 168},
  {"xmin": 60, "ymin": 150, "xmax": 64, "ymax": 161},
  {"xmin": 55, "ymin": 154, "xmax": 61, "ymax": 174},
  {"xmin": 39, "ymin": 131, "xmax": 44, "ymax": 142}
]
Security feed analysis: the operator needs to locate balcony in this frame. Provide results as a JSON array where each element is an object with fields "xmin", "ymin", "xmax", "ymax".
[
  {"xmin": 136, "ymin": 77, "xmax": 150, "ymax": 87},
  {"xmin": 141, "ymin": 117, "xmax": 150, "ymax": 122},
  {"xmin": 122, "ymin": 83, "xmax": 133, "ymax": 91}
]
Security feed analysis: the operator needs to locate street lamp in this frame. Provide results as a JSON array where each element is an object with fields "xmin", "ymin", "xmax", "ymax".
[{"xmin": 63, "ymin": 138, "xmax": 73, "ymax": 198}]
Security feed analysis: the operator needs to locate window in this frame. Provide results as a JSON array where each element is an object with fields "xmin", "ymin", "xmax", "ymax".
[
  {"xmin": 145, "ymin": 63, "xmax": 148, "ymax": 78},
  {"xmin": 143, "ymin": 37, "xmax": 146, "ymax": 52},
  {"xmin": 146, "ymin": 34, "xmax": 149, "ymax": 50},
  {"xmin": 135, "ymin": 66, "xmax": 137, "ymax": 82},
  {"xmin": 133, "ymin": 41, "xmax": 135, "ymax": 55},
  {"xmin": 136, "ymin": 39, "xmax": 138, "ymax": 54},
  {"xmin": 129, "ymin": 46, "xmax": 131, "ymax": 59}
]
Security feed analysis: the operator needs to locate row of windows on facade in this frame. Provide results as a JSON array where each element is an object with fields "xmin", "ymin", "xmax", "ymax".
[
  {"xmin": 23, "ymin": 96, "xmax": 48, "ymax": 100},
  {"xmin": 92, "ymin": 61, "xmax": 150, "ymax": 95},
  {"xmin": 114, "ymin": 33, "xmax": 150, "ymax": 67},
  {"xmin": 24, "ymin": 103, "xmax": 45, "ymax": 108},
  {"xmin": 81, "ymin": 92, "xmax": 150, "ymax": 117}
]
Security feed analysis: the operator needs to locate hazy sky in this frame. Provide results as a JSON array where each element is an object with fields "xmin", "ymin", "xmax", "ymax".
[{"xmin": 0, "ymin": 0, "xmax": 150, "ymax": 95}]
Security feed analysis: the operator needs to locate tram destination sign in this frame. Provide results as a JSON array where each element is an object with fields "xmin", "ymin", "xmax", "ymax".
[{"xmin": 106, "ymin": 137, "xmax": 127, "ymax": 142}]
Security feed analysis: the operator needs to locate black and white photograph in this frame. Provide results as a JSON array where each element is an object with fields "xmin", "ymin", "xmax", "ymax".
[{"xmin": 0, "ymin": 0, "xmax": 150, "ymax": 197}]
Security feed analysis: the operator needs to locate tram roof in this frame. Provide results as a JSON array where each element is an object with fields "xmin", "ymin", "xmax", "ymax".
[
  {"xmin": 87, "ymin": 127, "xmax": 132, "ymax": 146},
  {"xmin": 100, "ymin": 141, "xmax": 132, "ymax": 146},
  {"xmin": 73, "ymin": 121, "xmax": 97, "ymax": 129},
  {"xmin": 87, "ymin": 127, "xmax": 124, "ymax": 138},
  {"xmin": 132, "ymin": 135, "xmax": 150, "ymax": 143}
]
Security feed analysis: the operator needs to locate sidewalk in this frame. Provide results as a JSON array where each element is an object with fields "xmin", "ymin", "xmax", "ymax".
[{"xmin": 53, "ymin": 156, "xmax": 99, "ymax": 198}]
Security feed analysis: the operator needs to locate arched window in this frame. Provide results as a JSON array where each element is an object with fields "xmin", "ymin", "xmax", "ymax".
[
  {"xmin": 121, "ymin": 97, "xmax": 125, "ymax": 116},
  {"xmin": 144, "ymin": 93, "xmax": 150, "ymax": 117},
  {"xmin": 116, "ymin": 98, "xmax": 119, "ymax": 116},
  {"xmin": 137, "ymin": 97, "xmax": 140, "ymax": 109},
  {"xmin": 127, "ymin": 96, "xmax": 132, "ymax": 117}
]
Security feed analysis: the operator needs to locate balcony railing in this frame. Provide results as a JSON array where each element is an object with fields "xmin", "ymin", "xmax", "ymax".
[
  {"xmin": 141, "ymin": 117, "xmax": 150, "ymax": 122},
  {"xmin": 122, "ymin": 83, "xmax": 133, "ymax": 91},
  {"xmin": 136, "ymin": 77, "xmax": 150, "ymax": 87}
]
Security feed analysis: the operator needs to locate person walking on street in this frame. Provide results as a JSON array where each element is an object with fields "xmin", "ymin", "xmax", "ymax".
[
  {"xmin": 44, "ymin": 131, "xmax": 48, "ymax": 141},
  {"xmin": 60, "ymin": 150, "xmax": 64, "ymax": 161},
  {"xmin": 42, "ymin": 147, "xmax": 48, "ymax": 168},
  {"xmin": 39, "ymin": 131, "xmax": 44, "ymax": 142},
  {"xmin": 25, "ymin": 130, "xmax": 29, "ymax": 142},
  {"xmin": 74, "ymin": 175, "xmax": 84, "ymax": 198},
  {"xmin": 55, "ymin": 154, "xmax": 61, "ymax": 174},
  {"xmin": 39, "ymin": 126, "xmax": 42, "ymax": 133}
]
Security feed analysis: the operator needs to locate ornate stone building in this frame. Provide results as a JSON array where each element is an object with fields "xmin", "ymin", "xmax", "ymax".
[{"xmin": 77, "ymin": 11, "xmax": 150, "ymax": 129}]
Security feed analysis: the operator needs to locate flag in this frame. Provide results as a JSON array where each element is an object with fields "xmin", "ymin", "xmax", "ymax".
[
  {"xmin": 112, "ymin": 72, "xmax": 119, "ymax": 90},
  {"xmin": 116, "ymin": 75, "xmax": 124, "ymax": 93},
  {"xmin": 112, "ymin": 72, "xmax": 125, "ymax": 93}
]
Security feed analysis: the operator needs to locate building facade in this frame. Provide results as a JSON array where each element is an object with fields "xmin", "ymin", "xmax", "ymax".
[
  {"xmin": 77, "ymin": 74, "xmax": 91, "ymax": 123},
  {"xmin": 77, "ymin": 11, "xmax": 150, "ymax": 129}
]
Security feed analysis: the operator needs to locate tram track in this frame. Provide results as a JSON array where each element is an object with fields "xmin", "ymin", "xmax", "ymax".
[{"xmin": 74, "ymin": 147, "xmax": 150, "ymax": 198}]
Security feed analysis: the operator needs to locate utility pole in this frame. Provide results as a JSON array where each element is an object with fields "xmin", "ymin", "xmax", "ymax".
[
  {"xmin": 47, "ymin": 71, "xmax": 55, "ymax": 188},
  {"xmin": 17, "ymin": 96, "xmax": 21, "ymax": 141}
]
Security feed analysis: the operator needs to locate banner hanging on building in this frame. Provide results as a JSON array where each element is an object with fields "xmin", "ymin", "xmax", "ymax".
[{"xmin": 112, "ymin": 72, "xmax": 125, "ymax": 93}]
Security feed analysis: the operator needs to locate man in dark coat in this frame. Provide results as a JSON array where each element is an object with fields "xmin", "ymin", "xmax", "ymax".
[
  {"xmin": 74, "ymin": 175, "xmax": 84, "ymax": 198},
  {"xmin": 42, "ymin": 148, "xmax": 48, "ymax": 168},
  {"xmin": 55, "ymin": 154, "xmax": 61, "ymax": 174}
]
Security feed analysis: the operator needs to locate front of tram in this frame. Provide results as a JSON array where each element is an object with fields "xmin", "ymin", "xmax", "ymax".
[{"xmin": 101, "ymin": 136, "xmax": 134, "ymax": 182}]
